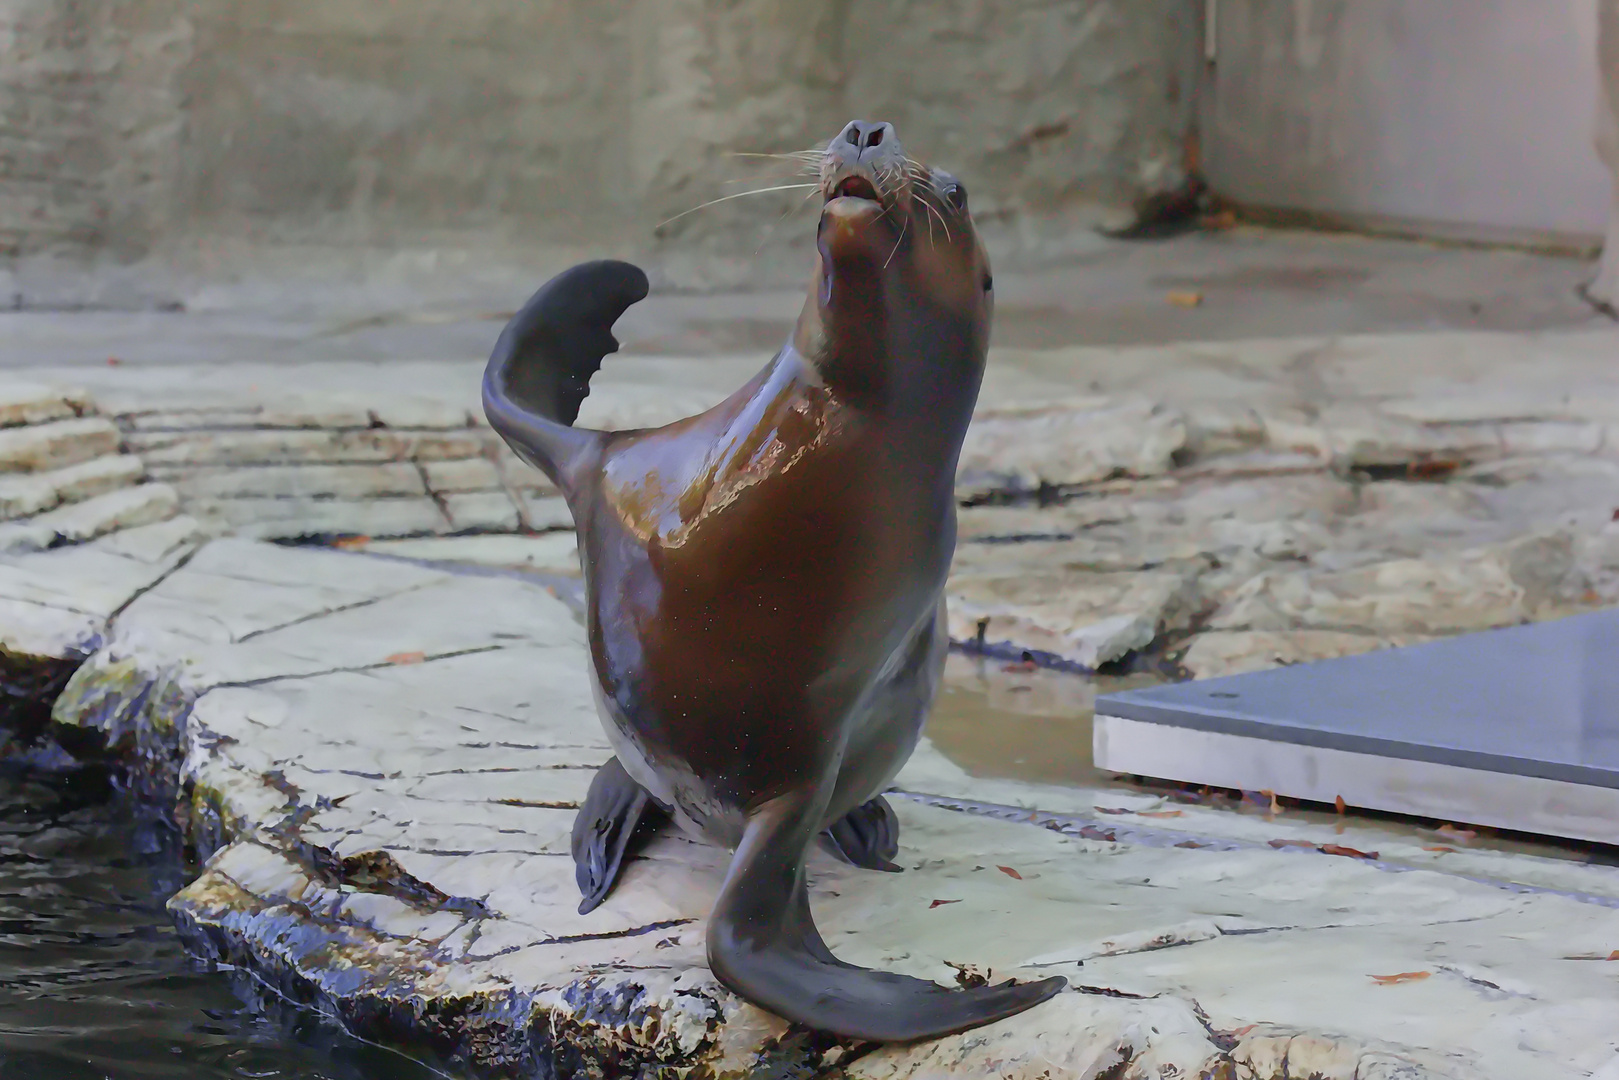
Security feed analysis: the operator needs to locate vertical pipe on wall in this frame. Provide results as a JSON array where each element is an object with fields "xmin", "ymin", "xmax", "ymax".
[{"xmin": 1590, "ymin": 0, "xmax": 1619, "ymax": 312}]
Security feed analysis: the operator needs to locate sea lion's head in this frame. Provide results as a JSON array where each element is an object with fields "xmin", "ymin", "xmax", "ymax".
[{"xmin": 797, "ymin": 120, "xmax": 992, "ymax": 406}]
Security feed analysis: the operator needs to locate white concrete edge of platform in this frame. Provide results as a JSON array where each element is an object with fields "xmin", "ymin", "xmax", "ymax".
[{"xmin": 1094, "ymin": 714, "xmax": 1619, "ymax": 847}]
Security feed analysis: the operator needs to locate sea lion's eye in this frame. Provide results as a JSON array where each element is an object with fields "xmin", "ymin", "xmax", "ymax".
[
  {"xmin": 982, "ymin": 274, "xmax": 993, "ymax": 292},
  {"xmin": 943, "ymin": 182, "xmax": 967, "ymax": 210}
]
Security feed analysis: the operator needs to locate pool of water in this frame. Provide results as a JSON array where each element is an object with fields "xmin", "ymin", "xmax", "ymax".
[
  {"xmin": 929, "ymin": 652, "xmax": 1610, "ymax": 868},
  {"xmin": 0, "ymin": 759, "xmax": 444, "ymax": 1080}
]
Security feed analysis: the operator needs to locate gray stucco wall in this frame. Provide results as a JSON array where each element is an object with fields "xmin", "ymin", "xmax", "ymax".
[
  {"xmin": 1, "ymin": 0, "xmax": 1200, "ymax": 298},
  {"xmin": 1201, "ymin": 0, "xmax": 1612, "ymax": 246}
]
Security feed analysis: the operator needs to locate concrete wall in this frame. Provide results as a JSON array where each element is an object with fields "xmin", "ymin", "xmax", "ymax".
[
  {"xmin": 1202, "ymin": 0, "xmax": 1613, "ymax": 245},
  {"xmin": 0, "ymin": 0, "xmax": 1200, "ymax": 302}
]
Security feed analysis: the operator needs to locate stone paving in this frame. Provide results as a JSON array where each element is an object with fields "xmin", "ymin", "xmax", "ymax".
[
  {"xmin": 3, "ymin": 324, "xmax": 1619, "ymax": 1076},
  {"xmin": 1, "ymin": 531, "xmax": 1613, "ymax": 1079},
  {"xmin": 27, "ymin": 325, "xmax": 1619, "ymax": 680}
]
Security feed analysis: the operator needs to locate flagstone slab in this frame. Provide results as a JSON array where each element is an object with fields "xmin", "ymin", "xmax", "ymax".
[{"xmin": 9, "ymin": 539, "xmax": 1610, "ymax": 1078}]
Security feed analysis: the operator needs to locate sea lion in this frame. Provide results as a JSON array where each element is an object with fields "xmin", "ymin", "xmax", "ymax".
[{"xmin": 482, "ymin": 119, "xmax": 1066, "ymax": 1042}]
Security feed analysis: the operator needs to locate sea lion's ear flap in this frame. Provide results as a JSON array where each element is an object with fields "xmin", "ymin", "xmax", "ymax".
[{"xmin": 490, "ymin": 260, "xmax": 651, "ymax": 428}]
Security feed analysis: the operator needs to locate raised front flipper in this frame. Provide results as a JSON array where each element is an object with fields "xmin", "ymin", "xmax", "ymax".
[
  {"xmin": 571, "ymin": 756, "xmax": 668, "ymax": 915},
  {"xmin": 822, "ymin": 794, "xmax": 902, "ymax": 873},
  {"xmin": 482, "ymin": 260, "xmax": 649, "ymax": 494},
  {"xmin": 708, "ymin": 786, "xmax": 1067, "ymax": 1043}
]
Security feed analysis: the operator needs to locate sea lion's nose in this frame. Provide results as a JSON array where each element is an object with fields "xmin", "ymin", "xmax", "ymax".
[{"xmin": 839, "ymin": 120, "xmax": 897, "ymax": 158}]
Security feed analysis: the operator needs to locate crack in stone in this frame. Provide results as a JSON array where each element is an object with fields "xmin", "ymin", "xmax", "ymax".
[
  {"xmin": 470, "ymin": 918, "xmax": 697, "ymax": 958},
  {"xmin": 106, "ymin": 544, "xmax": 201, "ymax": 623},
  {"xmin": 233, "ymin": 578, "xmax": 449, "ymax": 643},
  {"xmin": 219, "ymin": 644, "xmax": 508, "ymax": 689}
]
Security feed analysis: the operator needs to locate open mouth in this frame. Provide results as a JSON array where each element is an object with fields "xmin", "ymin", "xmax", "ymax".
[{"xmin": 829, "ymin": 175, "xmax": 881, "ymax": 203}]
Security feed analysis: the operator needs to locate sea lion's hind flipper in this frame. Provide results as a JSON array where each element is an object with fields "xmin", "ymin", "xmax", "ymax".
[
  {"xmin": 709, "ymin": 790, "xmax": 1067, "ymax": 1042},
  {"xmin": 821, "ymin": 795, "xmax": 902, "ymax": 872},
  {"xmin": 571, "ymin": 756, "xmax": 667, "ymax": 915},
  {"xmin": 482, "ymin": 260, "xmax": 650, "ymax": 491}
]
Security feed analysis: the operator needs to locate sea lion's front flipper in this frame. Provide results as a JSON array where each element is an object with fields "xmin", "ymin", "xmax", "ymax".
[
  {"xmin": 708, "ymin": 788, "xmax": 1067, "ymax": 1042},
  {"xmin": 821, "ymin": 795, "xmax": 902, "ymax": 872},
  {"xmin": 571, "ymin": 757, "xmax": 667, "ymax": 915},
  {"xmin": 482, "ymin": 260, "xmax": 650, "ymax": 495}
]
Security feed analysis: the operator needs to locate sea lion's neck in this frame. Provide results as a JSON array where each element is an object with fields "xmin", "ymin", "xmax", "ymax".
[{"xmin": 790, "ymin": 292, "xmax": 986, "ymax": 441}]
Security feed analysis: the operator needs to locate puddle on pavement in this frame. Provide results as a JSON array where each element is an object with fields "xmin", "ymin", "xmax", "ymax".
[
  {"xmin": 928, "ymin": 651, "xmax": 1612, "ymax": 868},
  {"xmin": 927, "ymin": 651, "xmax": 1161, "ymax": 788}
]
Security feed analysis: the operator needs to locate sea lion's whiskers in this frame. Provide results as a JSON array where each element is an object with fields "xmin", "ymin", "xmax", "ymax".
[
  {"xmin": 883, "ymin": 213, "xmax": 910, "ymax": 269},
  {"xmin": 752, "ymin": 188, "xmax": 822, "ymax": 258},
  {"xmin": 914, "ymin": 189, "xmax": 952, "ymax": 243},
  {"xmin": 657, "ymin": 184, "xmax": 821, "ymax": 229}
]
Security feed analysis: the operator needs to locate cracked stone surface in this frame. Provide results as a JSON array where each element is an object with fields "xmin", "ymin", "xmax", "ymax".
[
  {"xmin": 5, "ymin": 325, "xmax": 1612, "ymax": 677},
  {"xmin": 0, "ymin": 383, "xmax": 179, "ymax": 558},
  {"xmin": 0, "ymin": 535, "xmax": 1604, "ymax": 1077}
]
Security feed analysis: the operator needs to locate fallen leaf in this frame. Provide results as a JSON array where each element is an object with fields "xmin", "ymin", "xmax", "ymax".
[
  {"xmin": 385, "ymin": 651, "xmax": 426, "ymax": 665},
  {"xmin": 1137, "ymin": 809, "xmax": 1185, "ymax": 819},
  {"xmin": 1260, "ymin": 789, "xmax": 1282, "ymax": 815},
  {"xmin": 1370, "ymin": 971, "xmax": 1431, "ymax": 985},
  {"xmin": 106, "ymin": 356, "xmax": 123, "ymax": 366},
  {"xmin": 1611, "ymin": 950, "xmax": 1619, "ymax": 961},
  {"xmin": 929, "ymin": 899, "xmax": 962, "ymax": 909},
  {"xmin": 1268, "ymin": 839, "xmax": 1315, "ymax": 849},
  {"xmin": 1423, "ymin": 845, "xmax": 1457, "ymax": 853},
  {"xmin": 1321, "ymin": 844, "xmax": 1378, "ymax": 860},
  {"xmin": 332, "ymin": 535, "xmax": 371, "ymax": 550},
  {"xmin": 1175, "ymin": 840, "xmax": 1207, "ymax": 849},
  {"xmin": 1166, "ymin": 290, "xmax": 1203, "ymax": 308},
  {"xmin": 1334, "ymin": 795, "xmax": 1347, "ymax": 814},
  {"xmin": 1408, "ymin": 459, "xmax": 1460, "ymax": 481},
  {"xmin": 997, "ymin": 865, "xmax": 1023, "ymax": 880}
]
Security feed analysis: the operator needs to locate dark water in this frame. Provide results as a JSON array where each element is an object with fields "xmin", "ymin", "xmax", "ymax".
[{"xmin": 0, "ymin": 760, "xmax": 447, "ymax": 1080}]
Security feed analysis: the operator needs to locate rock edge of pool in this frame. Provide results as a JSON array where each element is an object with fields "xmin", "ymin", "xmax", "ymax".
[{"xmin": 4, "ymin": 520, "xmax": 1618, "ymax": 1079}]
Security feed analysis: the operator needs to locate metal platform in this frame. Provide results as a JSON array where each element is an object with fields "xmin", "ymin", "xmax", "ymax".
[{"xmin": 1094, "ymin": 610, "xmax": 1619, "ymax": 845}]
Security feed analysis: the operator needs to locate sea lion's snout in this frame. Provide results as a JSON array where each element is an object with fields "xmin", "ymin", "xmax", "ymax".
[
  {"xmin": 818, "ymin": 120, "xmax": 908, "ymax": 268},
  {"xmin": 820, "ymin": 119, "xmax": 906, "ymax": 211}
]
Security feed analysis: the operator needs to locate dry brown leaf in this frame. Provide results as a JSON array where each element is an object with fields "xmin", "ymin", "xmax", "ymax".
[
  {"xmin": 1334, "ymin": 795, "xmax": 1347, "ymax": 814},
  {"xmin": 929, "ymin": 899, "xmax": 962, "ymax": 909},
  {"xmin": 333, "ymin": 535, "xmax": 372, "ymax": 550},
  {"xmin": 997, "ymin": 865, "xmax": 1023, "ymax": 880},
  {"xmin": 1321, "ymin": 844, "xmax": 1378, "ymax": 860},
  {"xmin": 385, "ymin": 651, "xmax": 426, "ymax": 665},
  {"xmin": 1137, "ymin": 809, "xmax": 1185, "ymax": 819},
  {"xmin": 1423, "ymin": 845, "xmax": 1458, "ymax": 853},
  {"xmin": 1267, "ymin": 839, "xmax": 1315, "ymax": 849},
  {"xmin": 1166, "ymin": 290, "xmax": 1204, "ymax": 308},
  {"xmin": 1370, "ymin": 971, "xmax": 1431, "ymax": 985}
]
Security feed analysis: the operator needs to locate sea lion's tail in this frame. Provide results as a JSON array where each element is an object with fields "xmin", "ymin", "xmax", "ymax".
[
  {"xmin": 707, "ymin": 788, "xmax": 1067, "ymax": 1043},
  {"xmin": 482, "ymin": 260, "xmax": 650, "ymax": 495}
]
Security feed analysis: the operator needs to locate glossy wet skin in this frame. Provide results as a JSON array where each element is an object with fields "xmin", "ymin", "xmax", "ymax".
[
  {"xmin": 483, "ymin": 120, "xmax": 1065, "ymax": 1040},
  {"xmin": 580, "ymin": 121, "xmax": 993, "ymax": 846}
]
